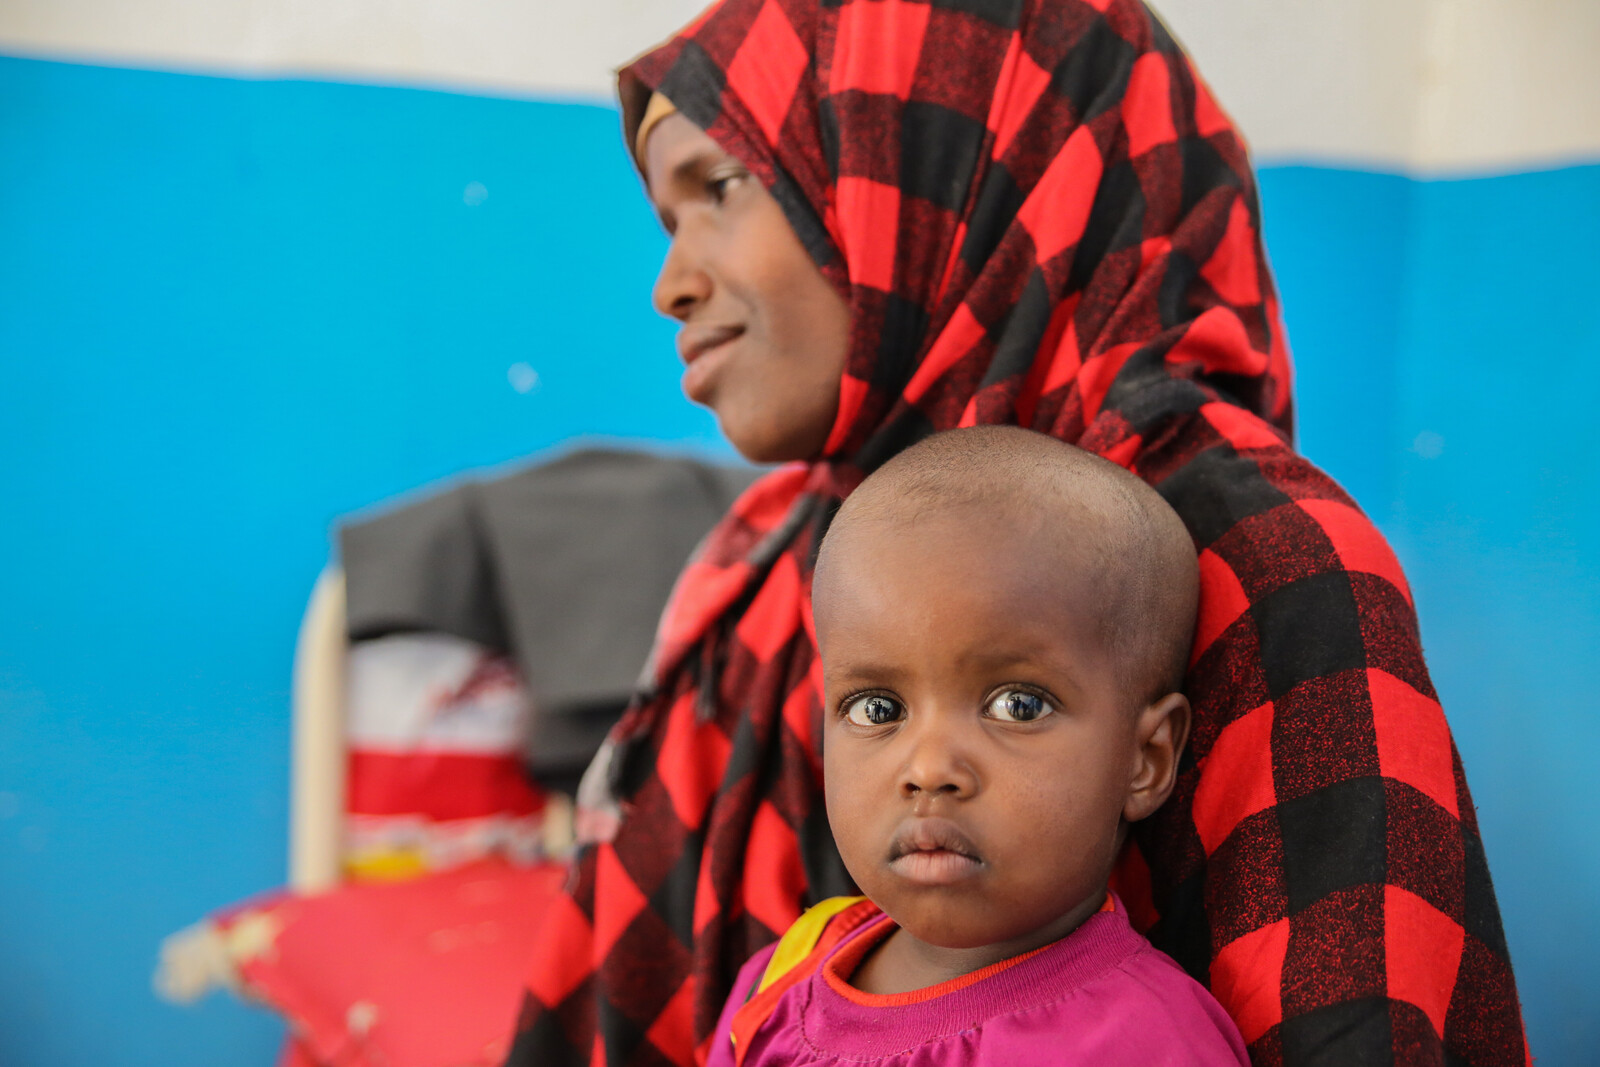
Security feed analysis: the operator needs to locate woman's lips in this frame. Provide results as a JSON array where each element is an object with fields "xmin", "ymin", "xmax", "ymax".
[
  {"xmin": 678, "ymin": 324, "xmax": 744, "ymax": 403},
  {"xmin": 887, "ymin": 817, "xmax": 984, "ymax": 887}
]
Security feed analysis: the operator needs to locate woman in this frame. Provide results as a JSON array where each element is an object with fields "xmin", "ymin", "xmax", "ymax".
[{"xmin": 508, "ymin": 1, "xmax": 1526, "ymax": 1063}]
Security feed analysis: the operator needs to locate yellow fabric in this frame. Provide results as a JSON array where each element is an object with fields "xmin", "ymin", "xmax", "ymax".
[
  {"xmin": 343, "ymin": 848, "xmax": 429, "ymax": 883},
  {"xmin": 756, "ymin": 896, "xmax": 867, "ymax": 994},
  {"xmin": 634, "ymin": 92, "xmax": 678, "ymax": 162}
]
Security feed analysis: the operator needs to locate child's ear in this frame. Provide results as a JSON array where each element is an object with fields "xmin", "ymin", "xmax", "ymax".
[{"xmin": 1123, "ymin": 692, "xmax": 1191, "ymax": 824}]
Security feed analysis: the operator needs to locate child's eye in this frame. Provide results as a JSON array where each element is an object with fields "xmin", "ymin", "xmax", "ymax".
[
  {"xmin": 842, "ymin": 693, "xmax": 904, "ymax": 726},
  {"xmin": 984, "ymin": 689, "xmax": 1054, "ymax": 723}
]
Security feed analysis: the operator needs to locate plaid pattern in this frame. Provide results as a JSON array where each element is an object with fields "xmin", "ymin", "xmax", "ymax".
[{"xmin": 507, "ymin": 1, "xmax": 1526, "ymax": 1064}]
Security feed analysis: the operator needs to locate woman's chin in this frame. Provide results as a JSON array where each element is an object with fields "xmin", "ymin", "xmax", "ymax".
[{"xmin": 718, "ymin": 413, "xmax": 827, "ymax": 466}]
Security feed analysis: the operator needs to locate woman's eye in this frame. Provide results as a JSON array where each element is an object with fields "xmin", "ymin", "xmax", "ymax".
[
  {"xmin": 985, "ymin": 689, "xmax": 1054, "ymax": 723},
  {"xmin": 706, "ymin": 170, "xmax": 748, "ymax": 203},
  {"xmin": 843, "ymin": 694, "xmax": 904, "ymax": 727}
]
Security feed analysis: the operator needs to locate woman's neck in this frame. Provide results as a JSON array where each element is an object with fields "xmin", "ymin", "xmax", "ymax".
[{"xmin": 850, "ymin": 889, "xmax": 1107, "ymax": 996}]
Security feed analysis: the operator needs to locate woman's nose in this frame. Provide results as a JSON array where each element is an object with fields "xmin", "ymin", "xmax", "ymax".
[
  {"xmin": 652, "ymin": 234, "xmax": 712, "ymax": 321},
  {"xmin": 898, "ymin": 716, "xmax": 978, "ymax": 800}
]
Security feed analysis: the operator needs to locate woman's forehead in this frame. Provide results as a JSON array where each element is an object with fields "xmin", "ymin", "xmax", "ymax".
[{"xmin": 643, "ymin": 115, "xmax": 725, "ymax": 196}]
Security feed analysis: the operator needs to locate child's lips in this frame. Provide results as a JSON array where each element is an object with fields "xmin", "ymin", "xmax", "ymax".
[
  {"xmin": 889, "ymin": 849, "xmax": 984, "ymax": 886},
  {"xmin": 887, "ymin": 817, "xmax": 984, "ymax": 886}
]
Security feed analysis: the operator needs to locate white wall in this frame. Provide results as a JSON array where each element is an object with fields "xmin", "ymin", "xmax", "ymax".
[
  {"xmin": 1157, "ymin": 0, "xmax": 1600, "ymax": 174},
  {"xmin": 0, "ymin": 0, "xmax": 709, "ymax": 102},
  {"xmin": 3, "ymin": 0, "xmax": 1596, "ymax": 171}
]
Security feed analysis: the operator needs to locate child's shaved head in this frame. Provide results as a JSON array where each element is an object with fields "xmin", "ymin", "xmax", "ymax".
[
  {"xmin": 817, "ymin": 426, "xmax": 1199, "ymax": 702},
  {"xmin": 815, "ymin": 426, "xmax": 1200, "ymax": 959}
]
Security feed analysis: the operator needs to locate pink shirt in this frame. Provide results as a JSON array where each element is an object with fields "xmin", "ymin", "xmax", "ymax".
[{"xmin": 707, "ymin": 895, "xmax": 1249, "ymax": 1067}]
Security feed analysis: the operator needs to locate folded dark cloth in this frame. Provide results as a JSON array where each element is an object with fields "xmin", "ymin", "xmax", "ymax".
[{"xmin": 339, "ymin": 447, "xmax": 759, "ymax": 785}]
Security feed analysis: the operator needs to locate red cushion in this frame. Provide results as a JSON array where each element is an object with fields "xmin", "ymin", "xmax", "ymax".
[{"xmin": 226, "ymin": 859, "xmax": 566, "ymax": 1067}]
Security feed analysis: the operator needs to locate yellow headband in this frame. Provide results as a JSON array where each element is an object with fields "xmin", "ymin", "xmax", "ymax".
[{"xmin": 635, "ymin": 92, "xmax": 678, "ymax": 162}]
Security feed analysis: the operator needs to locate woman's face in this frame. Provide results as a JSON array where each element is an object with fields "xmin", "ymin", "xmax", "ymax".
[{"xmin": 644, "ymin": 114, "xmax": 852, "ymax": 464}]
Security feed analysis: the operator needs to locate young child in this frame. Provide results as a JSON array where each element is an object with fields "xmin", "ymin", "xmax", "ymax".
[{"xmin": 706, "ymin": 425, "xmax": 1249, "ymax": 1066}]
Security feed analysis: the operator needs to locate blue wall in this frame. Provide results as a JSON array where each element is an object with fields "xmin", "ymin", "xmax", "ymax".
[{"xmin": 1, "ymin": 55, "xmax": 1595, "ymax": 1064}]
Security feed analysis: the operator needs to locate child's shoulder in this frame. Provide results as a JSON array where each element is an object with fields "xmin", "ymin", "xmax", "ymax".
[
  {"xmin": 1073, "ymin": 934, "xmax": 1250, "ymax": 1064},
  {"xmin": 737, "ymin": 896, "xmax": 879, "ymax": 1011},
  {"xmin": 761, "ymin": 897, "xmax": 877, "ymax": 985},
  {"xmin": 708, "ymin": 897, "xmax": 880, "ymax": 1067}
]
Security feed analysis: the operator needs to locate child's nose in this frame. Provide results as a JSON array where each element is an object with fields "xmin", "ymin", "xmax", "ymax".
[{"xmin": 897, "ymin": 717, "xmax": 978, "ymax": 800}]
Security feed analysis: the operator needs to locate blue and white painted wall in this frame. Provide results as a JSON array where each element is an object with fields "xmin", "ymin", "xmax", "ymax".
[{"xmin": 1, "ymin": 2, "xmax": 1595, "ymax": 1063}]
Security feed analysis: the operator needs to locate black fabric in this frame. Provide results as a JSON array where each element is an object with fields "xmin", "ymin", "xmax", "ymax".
[{"xmin": 340, "ymin": 447, "xmax": 760, "ymax": 779}]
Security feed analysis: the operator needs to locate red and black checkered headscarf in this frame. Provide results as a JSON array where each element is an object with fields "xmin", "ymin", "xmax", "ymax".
[{"xmin": 508, "ymin": 2, "xmax": 1526, "ymax": 1064}]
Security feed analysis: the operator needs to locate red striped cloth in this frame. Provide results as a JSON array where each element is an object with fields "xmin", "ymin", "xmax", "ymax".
[
  {"xmin": 507, "ymin": 1, "xmax": 1527, "ymax": 1064},
  {"xmin": 343, "ymin": 638, "xmax": 549, "ymax": 878},
  {"xmin": 347, "ymin": 751, "xmax": 544, "ymax": 821}
]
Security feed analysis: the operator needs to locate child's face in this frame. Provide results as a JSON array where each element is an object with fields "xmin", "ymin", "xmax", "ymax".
[{"xmin": 816, "ymin": 509, "xmax": 1154, "ymax": 952}]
